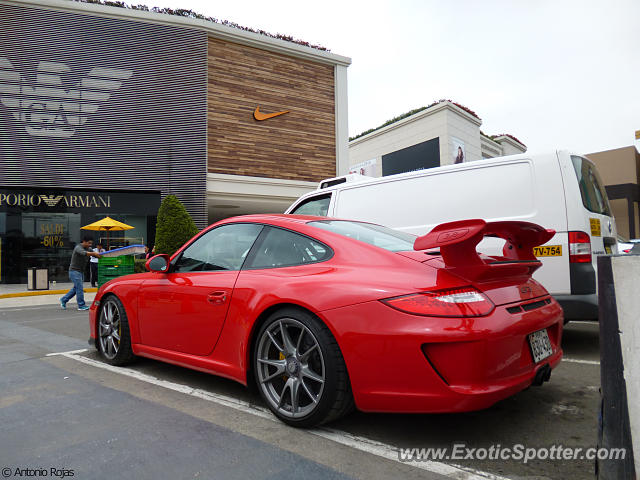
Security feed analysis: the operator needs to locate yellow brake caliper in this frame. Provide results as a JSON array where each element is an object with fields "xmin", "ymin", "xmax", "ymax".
[{"xmin": 279, "ymin": 351, "xmax": 287, "ymax": 380}]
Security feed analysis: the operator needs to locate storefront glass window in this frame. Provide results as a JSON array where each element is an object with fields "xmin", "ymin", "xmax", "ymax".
[{"xmin": 0, "ymin": 188, "xmax": 160, "ymax": 283}]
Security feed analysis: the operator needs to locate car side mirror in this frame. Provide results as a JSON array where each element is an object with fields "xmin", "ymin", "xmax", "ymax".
[{"xmin": 146, "ymin": 254, "xmax": 170, "ymax": 273}]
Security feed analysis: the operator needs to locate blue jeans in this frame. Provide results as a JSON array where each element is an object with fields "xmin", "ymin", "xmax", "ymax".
[{"xmin": 61, "ymin": 269, "xmax": 86, "ymax": 308}]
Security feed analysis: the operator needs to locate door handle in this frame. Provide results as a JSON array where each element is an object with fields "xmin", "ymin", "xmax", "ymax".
[{"xmin": 207, "ymin": 291, "xmax": 228, "ymax": 305}]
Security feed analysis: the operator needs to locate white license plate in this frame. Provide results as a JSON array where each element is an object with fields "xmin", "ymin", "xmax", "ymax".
[{"xmin": 528, "ymin": 329, "xmax": 553, "ymax": 363}]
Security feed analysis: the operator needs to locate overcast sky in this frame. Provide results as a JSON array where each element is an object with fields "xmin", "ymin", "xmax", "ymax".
[{"xmin": 143, "ymin": 0, "xmax": 639, "ymax": 155}]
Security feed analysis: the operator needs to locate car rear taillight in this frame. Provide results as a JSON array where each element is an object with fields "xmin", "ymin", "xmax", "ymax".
[
  {"xmin": 381, "ymin": 287, "xmax": 495, "ymax": 317},
  {"xmin": 568, "ymin": 231, "xmax": 591, "ymax": 263}
]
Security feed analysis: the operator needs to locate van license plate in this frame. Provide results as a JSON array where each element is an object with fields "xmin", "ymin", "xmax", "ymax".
[
  {"xmin": 604, "ymin": 245, "xmax": 612, "ymax": 254},
  {"xmin": 528, "ymin": 329, "xmax": 553, "ymax": 363},
  {"xmin": 533, "ymin": 245, "xmax": 562, "ymax": 257}
]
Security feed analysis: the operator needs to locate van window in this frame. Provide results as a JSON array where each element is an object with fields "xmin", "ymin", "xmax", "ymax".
[
  {"xmin": 571, "ymin": 156, "xmax": 611, "ymax": 216},
  {"xmin": 309, "ymin": 220, "xmax": 416, "ymax": 252},
  {"xmin": 290, "ymin": 194, "xmax": 331, "ymax": 216}
]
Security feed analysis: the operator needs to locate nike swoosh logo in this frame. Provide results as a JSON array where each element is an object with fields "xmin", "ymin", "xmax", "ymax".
[{"xmin": 254, "ymin": 106, "xmax": 289, "ymax": 121}]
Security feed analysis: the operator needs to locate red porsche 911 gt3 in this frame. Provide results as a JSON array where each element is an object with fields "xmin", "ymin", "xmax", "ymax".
[{"xmin": 89, "ymin": 215, "xmax": 563, "ymax": 427}]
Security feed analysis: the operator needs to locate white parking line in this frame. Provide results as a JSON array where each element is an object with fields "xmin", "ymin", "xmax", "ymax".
[
  {"xmin": 54, "ymin": 351, "xmax": 510, "ymax": 480},
  {"xmin": 46, "ymin": 349, "xmax": 89, "ymax": 357},
  {"xmin": 307, "ymin": 427, "xmax": 510, "ymax": 480},
  {"xmin": 562, "ymin": 358, "xmax": 600, "ymax": 365}
]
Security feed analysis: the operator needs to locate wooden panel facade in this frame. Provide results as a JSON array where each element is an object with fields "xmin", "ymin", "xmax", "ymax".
[{"xmin": 207, "ymin": 37, "xmax": 336, "ymax": 182}]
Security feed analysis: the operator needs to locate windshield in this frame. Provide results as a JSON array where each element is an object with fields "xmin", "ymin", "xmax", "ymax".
[
  {"xmin": 571, "ymin": 155, "xmax": 612, "ymax": 216},
  {"xmin": 308, "ymin": 220, "xmax": 416, "ymax": 252},
  {"xmin": 290, "ymin": 194, "xmax": 331, "ymax": 216}
]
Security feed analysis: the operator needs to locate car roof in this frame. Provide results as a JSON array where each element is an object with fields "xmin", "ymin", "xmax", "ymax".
[{"xmin": 217, "ymin": 214, "xmax": 338, "ymax": 226}]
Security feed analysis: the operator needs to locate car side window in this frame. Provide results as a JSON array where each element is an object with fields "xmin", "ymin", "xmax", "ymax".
[
  {"xmin": 245, "ymin": 227, "xmax": 332, "ymax": 269},
  {"xmin": 289, "ymin": 194, "xmax": 331, "ymax": 216},
  {"xmin": 173, "ymin": 223, "xmax": 263, "ymax": 272}
]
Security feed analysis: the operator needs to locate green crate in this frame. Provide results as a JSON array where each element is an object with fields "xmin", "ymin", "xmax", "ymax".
[
  {"xmin": 97, "ymin": 255, "xmax": 136, "ymax": 287},
  {"xmin": 99, "ymin": 265, "xmax": 135, "ymax": 275},
  {"xmin": 99, "ymin": 255, "xmax": 135, "ymax": 267}
]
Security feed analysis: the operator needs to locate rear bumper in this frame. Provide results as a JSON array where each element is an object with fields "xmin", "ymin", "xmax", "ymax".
[
  {"xmin": 321, "ymin": 297, "xmax": 564, "ymax": 413},
  {"xmin": 353, "ymin": 351, "xmax": 563, "ymax": 414},
  {"xmin": 553, "ymin": 294, "xmax": 598, "ymax": 321}
]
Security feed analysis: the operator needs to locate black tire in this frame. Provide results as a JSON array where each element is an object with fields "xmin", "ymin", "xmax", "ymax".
[
  {"xmin": 97, "ymin": 295, "xmax": 136, "ymax": 366},
  {"xmin": 253, "ymin": 307, "xmax": 354, "ymax": 427}
]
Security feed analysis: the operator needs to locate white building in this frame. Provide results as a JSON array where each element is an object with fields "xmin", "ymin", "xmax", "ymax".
[{"xmin": 348, "ymin": 100, "xmax": 526, "ymax": 177}]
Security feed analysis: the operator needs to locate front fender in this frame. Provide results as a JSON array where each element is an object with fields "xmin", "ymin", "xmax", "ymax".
[{"xmin": 92, "ymin": 274, "xmax": 146, "ymax": 345}]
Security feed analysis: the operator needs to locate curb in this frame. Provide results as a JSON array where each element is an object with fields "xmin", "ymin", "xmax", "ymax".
[{"xmin": 0, "ymin": 288, "xmax": 98, "ymax": 299}]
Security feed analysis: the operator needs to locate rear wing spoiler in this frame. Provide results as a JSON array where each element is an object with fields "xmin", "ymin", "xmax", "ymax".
[{"xmin": 414, "ymin": 219, "xmax": 555, "ymax": 280}]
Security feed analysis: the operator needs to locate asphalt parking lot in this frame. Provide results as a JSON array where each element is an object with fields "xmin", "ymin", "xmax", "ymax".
[{"xmin": 0, "ymin": 302, "xmax": 601, "ymax": 480}]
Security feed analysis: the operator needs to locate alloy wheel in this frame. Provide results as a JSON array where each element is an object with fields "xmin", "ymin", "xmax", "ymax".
[
  {"xmin": 256, "ymin": 318, "xmax": 326, "ymax": 419},
  {"xmin": 99, "ymin": 301, "xmax": 121, "ymax": 360}
]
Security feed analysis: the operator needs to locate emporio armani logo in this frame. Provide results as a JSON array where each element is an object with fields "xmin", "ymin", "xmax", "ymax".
[
  {"xmin": 39, "ymin": 195, "xmax": 64, "ymax": 207},
  {"xmin": 0, "ymin": 57, "xmax": 133, "ymax": 138}
]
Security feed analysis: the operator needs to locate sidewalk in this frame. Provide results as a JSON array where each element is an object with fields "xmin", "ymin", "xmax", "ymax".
[
  {"xmin": 0, "ymin": 282, "xmax": 97, "ymax": 308},
  {"xmin": 0, "ymin": 282, "xmax": 98, "ymax": 298}
]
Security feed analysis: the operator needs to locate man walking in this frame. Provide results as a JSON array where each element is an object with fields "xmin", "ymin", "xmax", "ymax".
[{"xmin": 60, "ymin": 236, "xmax": 102, "ymax": 311}]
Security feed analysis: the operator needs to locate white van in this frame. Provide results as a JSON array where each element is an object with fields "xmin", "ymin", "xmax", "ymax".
[{"xmin": 285, "ymin": 151, "xmax": 617, "ymax": 321}]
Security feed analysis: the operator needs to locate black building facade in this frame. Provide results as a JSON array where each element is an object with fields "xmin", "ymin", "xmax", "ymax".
[{"xmin": 0, "ymin": 2, "xmax": 208, "ymax": 283}]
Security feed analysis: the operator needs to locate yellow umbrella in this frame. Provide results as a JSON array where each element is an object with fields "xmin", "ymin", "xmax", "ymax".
[{"xmin": 81, "ymin": 216, "xmax": 134, "ymax": 250}]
